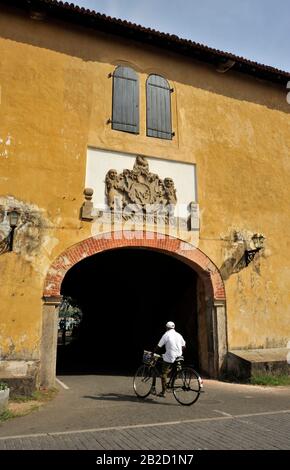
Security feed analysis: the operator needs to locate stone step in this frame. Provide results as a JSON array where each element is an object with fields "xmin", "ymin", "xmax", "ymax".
[
  {"xmin": 227, "ymin": 348, "xmax": 290, "ymax": 381},
  {"xmin": 0, "ymin": 360, "xmax": 39, "ymax": 397}
]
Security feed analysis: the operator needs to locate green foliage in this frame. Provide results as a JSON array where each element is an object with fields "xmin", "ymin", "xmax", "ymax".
[
  {"xmin": 0, "ymin": 387, "xmax": 58, "ymax": 423},
  {"xmin": 0, "ymin": 409, "xmax": 15, "ymax": 422},
  {"xmin": 0, "ymin": 381, "xmax": 9, "ymax": 391},
  {"xmin": 59, "ymin": 296, "xmax": 82, "ymax": 321},
  {"xmin": 251, "ymin": 374, "xmax": 290, "ymax": 386},
  {"xmin": 11, "ymin": 387, "xmax": 58, "ymax": 403},
  {"xmin": 31, "ymin": 387, "xmax": 58, "ymax": 402}
]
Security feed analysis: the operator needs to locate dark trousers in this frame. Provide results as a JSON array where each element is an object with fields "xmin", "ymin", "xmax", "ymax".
[{"xmin": 152, "ymin": 360, "xmax": 172, "ymax": 392}]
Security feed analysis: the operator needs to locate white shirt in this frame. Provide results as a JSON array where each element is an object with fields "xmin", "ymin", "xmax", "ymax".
[{"xmin": 158, "ymin": 329, "xmax": 186, "ymax": 363}]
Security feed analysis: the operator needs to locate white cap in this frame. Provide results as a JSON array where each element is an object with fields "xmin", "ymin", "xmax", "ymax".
[{"xmin": 166, "ymin": 321, "xmax": 175, "ymax": 329}]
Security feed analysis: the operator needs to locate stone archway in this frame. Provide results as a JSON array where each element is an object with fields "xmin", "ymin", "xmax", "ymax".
[{"xmin": 40, "ymin": 231, "xmax": 226, "ymax": 386}]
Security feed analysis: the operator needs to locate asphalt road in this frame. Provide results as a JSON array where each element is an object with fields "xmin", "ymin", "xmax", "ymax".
[{"xmin": 0, "ymin": 375, "xmax": 289, "ymax": 450}]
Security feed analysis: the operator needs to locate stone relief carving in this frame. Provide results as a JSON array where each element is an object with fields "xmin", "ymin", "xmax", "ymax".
[
  {"xmin": 104, "ymin": 156, "xmax": 177, "ymax": 212},
  {"xmin": 80, "ymin": 155, "xmax": 199, "ymax": 232}
]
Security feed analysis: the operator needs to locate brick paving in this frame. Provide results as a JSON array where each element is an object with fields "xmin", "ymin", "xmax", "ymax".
[{"xmin": 0, "ymin": 409, "xmax": 289, "ymax": 450}]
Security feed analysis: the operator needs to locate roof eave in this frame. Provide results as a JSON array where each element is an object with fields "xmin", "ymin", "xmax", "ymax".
[{"xmin": 1, "ymin": 0, "xmax": 289, "ymax": 85}]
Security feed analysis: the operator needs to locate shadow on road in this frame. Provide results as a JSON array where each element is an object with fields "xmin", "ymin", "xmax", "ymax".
[{"xmin": 82, "ymin": 394, "xmax": 177, "ymax": 406}]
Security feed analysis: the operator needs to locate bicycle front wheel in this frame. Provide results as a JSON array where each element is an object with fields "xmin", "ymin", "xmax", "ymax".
[
  {"xmin": 133, "ymin": 364, "xmax": 155, "ymax": 398},
  {"xmin": 172, "ymin": 367, "xmax": 201, "ymax": 406}
]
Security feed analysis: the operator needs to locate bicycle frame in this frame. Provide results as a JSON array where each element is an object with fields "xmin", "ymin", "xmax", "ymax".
[
  {"xmin": 151, "ymin": 357, "xmax": 182, "ymax": 389},
  {"xmin": 133, "ymin": 353, "xmax": 203, "ymax": 405}
]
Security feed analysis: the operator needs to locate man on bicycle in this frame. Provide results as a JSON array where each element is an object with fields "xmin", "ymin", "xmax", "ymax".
[{"xmin": 153, "ymin": 321, "xmax": 186, "ymax": 398}]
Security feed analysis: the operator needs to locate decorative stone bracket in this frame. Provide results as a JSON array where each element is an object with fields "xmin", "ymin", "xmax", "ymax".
[{"xmin": 80, "ymin": 188, "xmax": 96, "ymax": 221}]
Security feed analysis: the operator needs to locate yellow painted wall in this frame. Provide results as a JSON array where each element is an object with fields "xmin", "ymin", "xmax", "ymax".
[{"xmin": 0, "ymin": 8, "xmax": 290, "ymax": 360}]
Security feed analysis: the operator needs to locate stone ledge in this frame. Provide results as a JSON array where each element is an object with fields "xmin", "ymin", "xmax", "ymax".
[
  {"xmin": 0, "ymin": 360, "xmax": 39, "ymax": 397},
  {"xmin": 231, "ymin": 348, "xmax": 290, "ymax": 362},
  {"xmin": 1, "ymin": 377, "xmax": 37, "ymax": 398},
  {"xmin": 226, "ymin": 348, "xmax": 290, "ymax": 381}
]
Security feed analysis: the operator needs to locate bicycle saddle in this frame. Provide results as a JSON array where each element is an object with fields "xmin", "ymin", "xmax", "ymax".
[{"xmin": 175, "ymin": 356, "xmax": 184, "ymax": 362}]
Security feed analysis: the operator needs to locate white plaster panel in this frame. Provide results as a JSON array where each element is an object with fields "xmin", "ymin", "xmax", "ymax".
[{"xmin": 85, "ymin": 148, "xmax": 196, "ymax": 217}]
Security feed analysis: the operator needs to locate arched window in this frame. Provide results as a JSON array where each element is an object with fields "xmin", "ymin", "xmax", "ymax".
[
  {"xmin": 146, "ymin": 74, "xmax": 173, "ymax": 140},
  {"xmin": 111, "ymin": 66, "xmax": 139, "ymax": 134}
]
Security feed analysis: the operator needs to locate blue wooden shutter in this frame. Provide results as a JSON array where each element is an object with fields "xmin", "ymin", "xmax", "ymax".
[
  {"xmin": 146, "ymin": 74, "xmax": 172, "ymax": 140},
  {"xmin": 112, "ymin": 66, "xmax": 139, "ymax": 134}
]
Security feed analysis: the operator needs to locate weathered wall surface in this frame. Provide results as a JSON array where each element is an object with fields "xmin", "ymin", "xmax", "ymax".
[{"xmin": 0, "ymin": 8, "xmax": 290, "ymax": 361}]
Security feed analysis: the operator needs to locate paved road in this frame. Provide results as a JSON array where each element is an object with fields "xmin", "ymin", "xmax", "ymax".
[{"xmin": 0, "ymin": 375, "xmax": 289, "ymax": 450}]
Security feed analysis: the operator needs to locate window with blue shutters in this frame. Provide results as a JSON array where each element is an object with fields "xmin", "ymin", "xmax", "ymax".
[
  {"xmin": 146, "ymin": 74, "xmax": 173, "ymax": 140},
  {"xmin": 111, "ymin": 66, "xmax": 139, "ymax": 134}
]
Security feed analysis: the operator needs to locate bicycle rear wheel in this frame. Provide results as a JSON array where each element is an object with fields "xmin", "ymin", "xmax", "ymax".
[
  {"xmin": 172, "ymin": 367, "xmax": 201, "ymax": 405},
  {"xmin": 133, "ymin": 364, "xmax": 155, "ymax": 398}
]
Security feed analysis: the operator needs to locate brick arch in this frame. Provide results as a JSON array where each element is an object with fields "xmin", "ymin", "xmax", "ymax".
[
  {"xmin": 41, "ymin": 231, "xmax": 228, "ymax": 386},
  {"xmin": 43, "ymin": 231, "xmax": 225, "ymax": 301}
]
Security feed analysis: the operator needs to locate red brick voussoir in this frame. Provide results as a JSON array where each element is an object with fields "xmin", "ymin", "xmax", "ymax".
[{"xmin": 43, "ymin": 231, "xmax": 225, "ymax": 301}]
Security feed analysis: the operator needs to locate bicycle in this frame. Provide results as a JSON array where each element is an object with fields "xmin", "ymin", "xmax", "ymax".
[{"xmin": 133, "ymin": 350, "xmax": 203, "ymax": 406}]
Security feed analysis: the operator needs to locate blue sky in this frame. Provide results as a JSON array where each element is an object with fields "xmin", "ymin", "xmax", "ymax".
[{"xmin": 73, "ymin": 0, "xmax": 290, "ymax": 72}]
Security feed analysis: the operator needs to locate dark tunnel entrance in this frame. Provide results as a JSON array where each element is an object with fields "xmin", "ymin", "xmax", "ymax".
[{"xmin": 57, "ymin": 247, "xmax": 199, "ymax": 375}]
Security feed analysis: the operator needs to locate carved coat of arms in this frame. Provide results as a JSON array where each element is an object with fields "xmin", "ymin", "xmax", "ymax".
[{"xmin": 105, "ymin": 156, "xmax": 177, "ymax": 213}]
